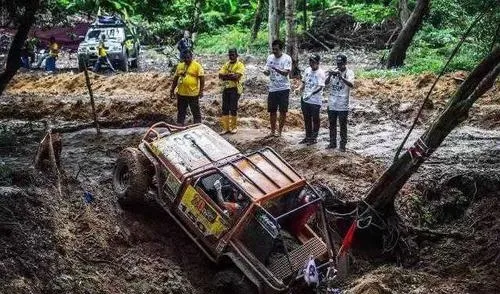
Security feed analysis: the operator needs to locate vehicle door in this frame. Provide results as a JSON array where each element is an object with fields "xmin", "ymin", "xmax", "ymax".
[{"xmin": 176, "ymin": 171, "xmax": 249, "ymax": 248}]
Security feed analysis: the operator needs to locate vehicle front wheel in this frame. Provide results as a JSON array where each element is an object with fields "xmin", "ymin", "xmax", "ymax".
[
  {"xmin": 113, "ymin": 148, "xmax": 152, "ymax": 204},
  {"xmin": 130, "ymin": 52, "xmax": 139, "ymax": 69},
  {"xmin": 120, "ymin": 53, "xmax": 129, "ymax": 72},
  {"xmin": 212, "ymin": 268, "xmax": 257, "ymax": 294}
]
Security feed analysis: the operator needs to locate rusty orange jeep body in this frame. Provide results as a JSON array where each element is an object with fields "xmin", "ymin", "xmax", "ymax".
[{"xmin": 113, "ymin": 123, "xmax": 334, "ymax": 293}]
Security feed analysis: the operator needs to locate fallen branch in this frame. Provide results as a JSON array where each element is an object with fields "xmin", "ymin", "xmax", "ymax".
[{"xmin": 304, "ymin": 31, "xmax": 331, "ymax": 51}]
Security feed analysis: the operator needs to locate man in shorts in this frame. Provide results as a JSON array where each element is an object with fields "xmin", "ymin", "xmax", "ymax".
[{"xmin": 264, "ymin": 40, "xmax": 292, "ymax": 137}]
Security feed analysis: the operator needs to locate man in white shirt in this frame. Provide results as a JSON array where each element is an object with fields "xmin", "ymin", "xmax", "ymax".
[
  {"xmin": 325, "ymin": 54, "xmax": 354, "ymax": 151},
  {"xmin": 299, "ymin": 54, "xmax": 326, "ymax": 145},
  {"xmin": 264, "ymin": 40, "xmax": 292, "ymax": 137}
]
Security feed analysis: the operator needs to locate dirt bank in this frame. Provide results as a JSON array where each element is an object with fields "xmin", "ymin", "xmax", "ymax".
[{"xmin": 1, "ymin": 60, "xmax": 499, "ymax": 293}]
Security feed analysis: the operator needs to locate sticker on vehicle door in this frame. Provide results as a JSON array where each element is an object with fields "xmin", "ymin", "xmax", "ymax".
[{"xmin": 178, "ymin": 185, "xmax": 228, "ymax": 237}]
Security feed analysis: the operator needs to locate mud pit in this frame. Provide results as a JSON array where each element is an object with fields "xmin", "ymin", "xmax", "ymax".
[{"xmin": 1, "ymin": 53, "xmax": 499, "ymax": 293}]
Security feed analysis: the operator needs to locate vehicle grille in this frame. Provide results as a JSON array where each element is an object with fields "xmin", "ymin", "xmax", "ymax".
[{"xmin": 268, "ymin": 237, "xmax": 327, "ymax": 280}]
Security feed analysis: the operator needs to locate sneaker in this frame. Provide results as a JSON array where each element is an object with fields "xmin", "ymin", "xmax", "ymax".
[
  {"xmin": 339, "ymin": 146, "xmax": 346, "ymax": 152},
  {"xmin": 299, "ymin": 138, "xmax": 309, "ymax": 144},
  {"xmin": 267, "ymin": 130, "xmax": 276, "ymax": 138},
  {"xmin": 326, "ymin": 143, "xmax": 337, "ymax": 149}
]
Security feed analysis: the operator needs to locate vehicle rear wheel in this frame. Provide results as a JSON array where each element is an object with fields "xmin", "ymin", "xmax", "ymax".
[
  {"xmin": 212, "ymin": 268, "xmax": 257, "ymax": 294},
  {"xmin": 113, "ymin": 147, "xmax": 152, "ymax": 204}
]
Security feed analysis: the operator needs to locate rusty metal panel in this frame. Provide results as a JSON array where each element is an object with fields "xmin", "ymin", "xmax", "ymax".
[
  {"xmin": 246, "ymin": 153, "xmax": 293, "ymax": 188},
  {"xmin": 260, "ymin": 149, "xmax": 301, "ymax": 181},
  {"xmin": 221, "ymin": 165, "xmax": 265, "ymax": 198},
  {"xmin": 222, "ymin": 150, "xmax": 303, "ymax": 200},
  {"xmin": 150, "ymin": 125, "xmax": 240, "ymax": 174}
]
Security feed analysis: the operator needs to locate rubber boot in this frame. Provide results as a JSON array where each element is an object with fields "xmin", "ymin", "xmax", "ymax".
[
  {"xmin": 219, "ymin": 116, "xmax": 230, "ymax": 134},
  {"xmin": 229, "ymin": 115, "xmax": 238, "ymax": 134}
]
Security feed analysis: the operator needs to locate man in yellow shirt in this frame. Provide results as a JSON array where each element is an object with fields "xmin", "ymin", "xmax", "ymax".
[
  {"xmin": 170, "ymin": 50, "xmax": 205, "ymax": 125},
  {"xmin": 93, "ymin": 34, "xmax": 116, "ymax": 72},
  {"xmin": 218, "ymin": 48, "xmax": 245, "ymax": 134}
]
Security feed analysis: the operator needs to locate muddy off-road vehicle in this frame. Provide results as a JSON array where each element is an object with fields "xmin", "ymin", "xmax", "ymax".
[
  {"xmin": 113, "ymin": 123, "xmax": 335, "ymax": 293},
  {"xmin": 77, "ymin": 15, "xmax": 140, "ymax": 72}
]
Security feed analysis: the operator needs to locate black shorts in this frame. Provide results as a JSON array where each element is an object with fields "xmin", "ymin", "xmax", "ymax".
[{"xmin": 267, "ymin": 89, "xmax": 290, "ymax": 113}]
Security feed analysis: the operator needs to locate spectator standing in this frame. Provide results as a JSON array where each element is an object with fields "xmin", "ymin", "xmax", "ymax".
[
  {"xmin": 170, "ymin": 50, "xmax": 205, "ymax": 125},
  {"xmin": 93, "ymin": 34, "xmax": 116, "ymax": 72},
  {"xmin": 299, "ymin": 54, "xmax": 326, "ymax": 145},
  {"xmin": 325, "ymin": 54, "xmax": 354, "ymax": 151},
  {"xmin": 264, "ymin": 40, "xmax": 292, "ymax": 137},
  {"xmin": 218, "ymin": 48, "xmax": 245, "ymax": 134},
  {"xmin": 177, "ymin": 30, "xmax": 193, "ymax": 59}
]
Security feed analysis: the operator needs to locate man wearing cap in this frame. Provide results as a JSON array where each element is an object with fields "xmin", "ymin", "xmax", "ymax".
[
  {"xmin": 325, "ymin": 54, "xmax": 354, "ymax": 151},
  {"xmin": 264, "ymin": 39, "xmax": 292, "ymax": 137},
  {"xmin": 170, "ymin": 50, "xmax": 205, "ymax": 125},
  {"xmin": 299, "ymin": 54, "xmax": 326, "ymax": 145},
  {"xmin": 218, "ymin": 48, "xmax": 245, "ymax": 134}
]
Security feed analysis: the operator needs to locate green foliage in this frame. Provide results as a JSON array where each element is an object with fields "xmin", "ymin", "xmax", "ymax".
[
  {"xmin": 196, "ymin": 27, "xmax": 268, "ymax": 55},
  {"xmin": 345, "ymin": 3, "xmax": 396, "ymax": 24}
]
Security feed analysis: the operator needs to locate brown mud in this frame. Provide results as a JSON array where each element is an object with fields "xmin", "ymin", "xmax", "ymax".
[{"xmin": 0, "ymin": 53, "xmax": 499, "ymax": 293}]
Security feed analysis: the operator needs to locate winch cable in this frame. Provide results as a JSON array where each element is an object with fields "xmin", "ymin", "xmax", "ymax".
[{"xmin": 392, "ymin": 12, "xmax": 486, "ymax": 163}]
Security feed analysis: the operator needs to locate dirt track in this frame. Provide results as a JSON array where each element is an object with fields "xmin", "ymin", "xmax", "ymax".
[{"xmin": 1, "ymin": 54, "xmax": 499, "ymax": 293}]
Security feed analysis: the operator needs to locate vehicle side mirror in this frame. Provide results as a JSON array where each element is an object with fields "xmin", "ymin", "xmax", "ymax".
[{"xmin": 78, "ymin": 35, "xmax": 85, "ymax": 41}]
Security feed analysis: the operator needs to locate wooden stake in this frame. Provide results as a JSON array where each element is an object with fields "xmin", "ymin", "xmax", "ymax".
[{"xmin": 83, "ymin": 63, "xmax": 101, "ymax": 134}]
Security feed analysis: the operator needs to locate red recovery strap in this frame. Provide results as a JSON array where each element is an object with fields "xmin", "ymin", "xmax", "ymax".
[{"xmin": 338, "ymin": 220, "xmax": 357, "ymax": 256}]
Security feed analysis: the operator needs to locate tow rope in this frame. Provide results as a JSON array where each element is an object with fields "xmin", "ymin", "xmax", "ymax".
[
  {"xmin": 392, "ymin": 12, "xmax": 485, "ymax": 163},
  {"xmin": 408, "ymin": 137, "xmax": 432, "ymax": 163}
]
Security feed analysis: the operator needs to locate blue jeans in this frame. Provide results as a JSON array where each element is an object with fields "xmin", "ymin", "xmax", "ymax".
[
  {"xmin": 93, "ymin": 56, "xmax": 116, "ymax": 72},
  {"xmin": 45, "ymin": 56, "xmax": 56, "ymax": 71}
]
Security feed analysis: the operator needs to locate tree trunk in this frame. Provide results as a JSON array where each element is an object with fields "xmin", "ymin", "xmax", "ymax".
[
  {"xmin": 285, "ymin": 0, "xmax": 299, "ymax": 77},
  {"xmin": 398, "ymin": 0, "xmax": 411, "ymax": 26},
  {"xmin": 367, "ymin": 45, "xmax": 500, "ymax": 211},
  {"xmin": 268, "ymin": 0, "xmax": 279, "ymax": 50},
  {"xmin": 250, "ymin": 0, "xmax": 264, "ymax": 44},
  {"xmin": 0, "ymin": 1, "xmax": 39, "ymax": 96},
  {"xmin": 386, "ymin": 0, "xmax": 429, "ymax": 68},
  {"xmin": 302, "ymin": 0, "xmax": 307, "ymax": 31},
  {"xmin": 191, "ymin": 0, "xmax": 203, "ymax": 42}
]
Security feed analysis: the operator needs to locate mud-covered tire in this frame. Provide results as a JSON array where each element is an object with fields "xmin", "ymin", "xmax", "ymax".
[
  {"xmin": 212, "ymin": 268, "xmax": 257, "ymax": 294},
  {"xmin": 120, "ymin": 53, "xmax": 129, "ymax": 72},
  {"xmin": 130, "ymin": 52, "xmax": 139, "ymax": 68},
  {"xmin": 113, "ymin": 148, "xmax": 152, "ymax": 204}
]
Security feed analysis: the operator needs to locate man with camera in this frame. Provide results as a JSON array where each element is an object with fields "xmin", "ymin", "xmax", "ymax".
[{"xmin": 325, "ymin": 54, "xmax": 354, "ymax": 151}]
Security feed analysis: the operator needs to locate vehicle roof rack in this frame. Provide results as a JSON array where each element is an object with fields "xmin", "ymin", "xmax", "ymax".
[{"xmin": 90, "ymin": 15, "xmax": 126, "ymax": 28}]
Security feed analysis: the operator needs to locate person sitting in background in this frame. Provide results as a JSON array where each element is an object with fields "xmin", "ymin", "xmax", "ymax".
[
  {"xmin": 93, "ymin": 34, "xmax": 116, "ymax": 73},
  {"xmin": 34, "ymin": 36, "xmax": 58, "ymax": 72}
]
